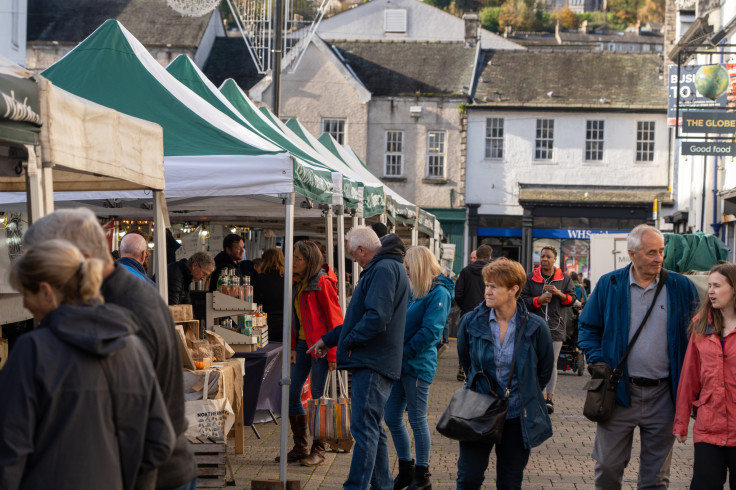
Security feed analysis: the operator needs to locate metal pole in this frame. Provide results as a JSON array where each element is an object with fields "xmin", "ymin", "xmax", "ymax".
[
  {"xmin": 352, "ymin": 215, "xmax": 359, "ymax": 290},
  {"xmin": 272, "ymin": 0, "xmax": 283, "ymax": 116},
  {"xmin": 336, "ymin": 206, "xmax": 346, "ymax": 313},
  {"xmin": 325, "ymin": 206, "xmax": 334, "ymax": 270},
  {"xmin": 279, "ymin": 192, "xmax": 295, "ymax": 481},
  {"xmin": 153, "ymin": 190, "xmax": 169, "ymax": 301}
]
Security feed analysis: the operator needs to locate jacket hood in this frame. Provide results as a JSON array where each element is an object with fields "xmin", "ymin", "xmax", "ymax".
[
  {"xmin": 43, "ymin": 303, "xmax": 137, "ymax": 357},
  {"xmin": 467, "ymin": 260, "xmax": 489, "ymax": 277},
  {"xmin": 531, "ymin": 266, "xmax": 564, "ymax": 283},
  {"xmin": 300, "ymin": 264, "xmax": 337, "ymax": 291},
  {"xmin": 432, "ymin": 273, "xmax": 456, "ymax": 297},
  {"xmin": 364, "ymin": 233, "xmax": 406, "ymax": 272}
]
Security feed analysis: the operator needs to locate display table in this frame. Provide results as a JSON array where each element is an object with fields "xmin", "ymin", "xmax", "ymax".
[
  {"xmin": 232, "ymin": 341, "xmax": 283, "ymax": 438},
  {"xmin": 184, "ymin": 358, "xmax": 246, "ymax": 454}
]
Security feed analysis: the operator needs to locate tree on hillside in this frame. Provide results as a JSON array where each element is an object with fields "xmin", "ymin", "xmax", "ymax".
[
  {"xmin": 479, "ymin": 6, "xmax": 502, "ymax": 31},
  {"xmin": 638, "ymin": 0, "xmax": 664, "ymax": 24},
  {"xmin": 499, "ymin": 0, "xmax": 535, "ymax": 31},
  {"xmin": 555, "ymin": 7, "xmax": 578, "ymax": 30}
]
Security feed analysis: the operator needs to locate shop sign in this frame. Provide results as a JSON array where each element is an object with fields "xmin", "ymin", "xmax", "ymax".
[
  {"xmin": 478, "ymin": 228, "xmax": 628, "ymax": 239},
  {"xmin": 681, "ymin": 142, "xmax": 736, "ymax": 156},
  {"xmin": 681, "ymin": 111, "xmax": 736, "ymax": 134},
  {"xmin": 667, "ymin": 65, "xmax": 732, "ymax": 126}
]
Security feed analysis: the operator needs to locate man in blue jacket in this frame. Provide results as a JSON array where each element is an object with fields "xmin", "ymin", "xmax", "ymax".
[
  {"xmin": 116, "ymin": 232, "xmax": 156, "ymax": 287},
  {"xmin": 578, "ymin": 224, "xmax": 699, "ymax": 489},
  {"xmin": 309, "ymin": 227, "xmax": 410, "ymax": 490}
]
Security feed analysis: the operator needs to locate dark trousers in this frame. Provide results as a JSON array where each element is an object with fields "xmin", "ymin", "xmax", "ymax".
[
  {"xmin": 456, "ymin": 418, "xmax": 530, "ymax": 490},
  {"xmin": 691, "ymin": 443, "xmax": 736, "ymax": 490}
]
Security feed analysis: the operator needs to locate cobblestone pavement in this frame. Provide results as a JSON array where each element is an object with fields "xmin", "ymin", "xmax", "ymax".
[{"xmin": 219, "ymin": 340, "xmax": 695, "ymax": 489}]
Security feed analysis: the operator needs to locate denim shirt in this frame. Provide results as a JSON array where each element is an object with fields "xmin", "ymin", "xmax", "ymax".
[{"xmin": 489, "ymin": 309, "xmax": 521, "ymax": 418}]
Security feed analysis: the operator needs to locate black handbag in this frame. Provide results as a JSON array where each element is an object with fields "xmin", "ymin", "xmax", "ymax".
[
  {"xmin": 582, "ymin": 269, "xmax": 668, "ymax": 423},
  {"xmin": 436, "ymin": 324, "xmax": 524, "ymax": 444}
]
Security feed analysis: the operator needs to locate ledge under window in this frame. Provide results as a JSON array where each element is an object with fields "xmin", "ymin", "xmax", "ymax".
[
  {"xmin": 422, "ymin": 178, "xmax": 449, "ymax": 185},
  {"xmin": 382, "ymin": 176, "xmax": 407, "ymax": 182}
]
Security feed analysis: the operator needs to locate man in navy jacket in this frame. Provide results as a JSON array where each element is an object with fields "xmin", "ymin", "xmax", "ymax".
[
  {"xmin": 310, "ymin": 227, "xmax": 410, "ymax": 489},
  {"xmin": 579, "ymin": 224, "xmax": 699, "ymax": 489}
]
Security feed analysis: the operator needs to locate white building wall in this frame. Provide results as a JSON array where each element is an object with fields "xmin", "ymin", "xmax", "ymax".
[
  {"xmin": 465, "ymin": 110, "xmax": 669, "ymax": 216},
  {"xmin": 0, "ymin": 0, "xmax": 27, "ymax": 66}
]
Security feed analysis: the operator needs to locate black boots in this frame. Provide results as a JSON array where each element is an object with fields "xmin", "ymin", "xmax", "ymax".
[
  {"xmin": 393, "ymin": 459, "xmax": 415, "ymax": 490},
  {"xmin": 408, "ymin": 465, "xmax": 431, "ymax": 490}
]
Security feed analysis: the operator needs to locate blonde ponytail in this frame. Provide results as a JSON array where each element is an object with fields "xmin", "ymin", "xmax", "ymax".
[{"xmin": 10, "ymin": 239, "xmax": 104, "ymax": 305}]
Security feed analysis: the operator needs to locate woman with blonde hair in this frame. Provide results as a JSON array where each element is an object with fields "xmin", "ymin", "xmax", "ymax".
[
  {"xmin": 385, "ymin": 246, "xmax": 454, "ymax": 489},
  {"xmin": 253, "ymin": 248, "xmax": 286, "ymax": 342},
  {"xmin": 0, "ymin": 239, "xmax": 174, "ymax": 490}
]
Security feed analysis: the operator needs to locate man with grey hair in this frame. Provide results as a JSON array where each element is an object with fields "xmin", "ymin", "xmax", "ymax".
[
  {"xmin": 579, "ymin": 224, "xmax": 699, "ymax": 489},
  {"xmin": 309, "ymin": 226, "xmax": 410, "ymax": 489},
  {"xmin": 117, "ymin": 232, "xmax": 155, "ymax": 286},
  {"xmin": 167, "ymin": 251, "xmax": 214, "ymax": 306},
  {"xmin": 22, "ymin": 208, "xmax": 198, "ymax": 490}
]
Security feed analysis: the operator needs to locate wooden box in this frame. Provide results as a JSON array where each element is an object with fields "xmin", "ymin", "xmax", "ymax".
[
  {"xmin": 188, "ymin": 436, "xmax": 228, "ymax": 488},
  {"xmin": 169, "ymin": 304, "xmax": 193, "ymax": 322}
]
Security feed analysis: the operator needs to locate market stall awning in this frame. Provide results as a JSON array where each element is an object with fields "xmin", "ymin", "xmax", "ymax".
[
  {"xmin": 38, "ymin": 19, "xmax": 333, "ymax": 203},
  {"xmin": 0, "ymin": 61, "xmax": 41, "ymax": 147}
]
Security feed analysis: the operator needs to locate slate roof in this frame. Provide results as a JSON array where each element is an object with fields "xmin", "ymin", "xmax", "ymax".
[
  {"xmin": 558, "ymin": 30, "xmax": 664, "ymax": 45},
  {"xmin": 473, "ymin": 50, "xmax": 666, "ymax": 110},
  {"xmin": 203, "ymin": 37, "xmax": 264, "ymax": 91},
  {"xmin": 28, "ymin": 0, "xmax": 212, "ymax": 47},
  {"xmin": 329, "ymin": 40, "xmax": 477, "ymax": 97}
]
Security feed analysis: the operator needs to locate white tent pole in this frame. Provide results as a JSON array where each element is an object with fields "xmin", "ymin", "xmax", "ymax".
[
  {"xmin": 325, "ymin": 206, "xmax": 334, "ymax": 271},
  {"xmin": 279, "ymin": 192, "xmax": 295, "ymax": 482},
  {"xmin": 352, "ymin": 215, "xmax": 359, "ymax": 290},
  {"xmin": 41, "ymin": 163, "xmax": 54, "ymax": 215},
  {"xmin": 412, "ymin": 212, "xmax": 419, "ymax": 247},
  {"xmin": 336, "ymin": 206, "xmax": 346, "ymax": 314},
  {"xmin": 153, "ymin": 190, "xmax": 168, "ymax": 301}
]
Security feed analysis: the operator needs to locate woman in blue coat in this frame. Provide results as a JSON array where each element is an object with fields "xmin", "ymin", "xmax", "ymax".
[
  {"xmin": 456, "ymin": 258, "xmax": 554, "ymax": 490},
  {"xmin": 385, "ymin": 246, "xmax": 454, "ymax": 490}
]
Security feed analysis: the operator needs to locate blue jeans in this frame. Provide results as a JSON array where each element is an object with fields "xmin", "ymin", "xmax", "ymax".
[
  {"xmin": 289, "ymin": 339, "xmax": 330, "ymax": 415},
  {"xmin": 456, "ymin": 418, "xmax": 530, "ymax": 490},
  {"xmin": 344, "ymin": 368, "xmax": 394, "ymax": 490},
  {"xmin": 384, "ymin": 375, "xmax": 431, "ymax": 467}
]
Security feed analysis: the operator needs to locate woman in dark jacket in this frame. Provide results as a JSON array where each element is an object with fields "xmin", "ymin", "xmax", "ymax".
[
  {"xmin": 457, "ymin": 258, "xmax": 554, "ymax": 490},
  {"xmin": 520, "ymin": 245, "xmax": 575, "ymax": 414},
  {"xmin": 0, "ymin": 239, "xmax": 174, "ymax": 490},
  {"xmin": 280, "ymin": 240, "xmax": 343, "ymax": 467},
  {"xmin": 385, "ymin": 246, "xmax": 454, "ymax": 489},
  {"xmin": 252, "ymin": 248, "xmax": 285, "ymax": 343}
]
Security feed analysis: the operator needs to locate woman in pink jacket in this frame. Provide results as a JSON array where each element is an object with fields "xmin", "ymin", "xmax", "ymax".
[{"xmin": 674, "ymin": 263, "xmax": 736, "ymax": 489}]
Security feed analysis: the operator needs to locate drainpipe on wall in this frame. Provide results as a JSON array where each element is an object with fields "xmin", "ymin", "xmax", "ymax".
[{"xmin": 713, "ymin": 155, "xmax": 722, "ymax": 237}]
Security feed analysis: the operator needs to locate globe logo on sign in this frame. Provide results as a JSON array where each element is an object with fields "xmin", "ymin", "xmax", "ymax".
[{"xmin": 694, "ymin": 64, "xmax": 730, "ymax": 101}]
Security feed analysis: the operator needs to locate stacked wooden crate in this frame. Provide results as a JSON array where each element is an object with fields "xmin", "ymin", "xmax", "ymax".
[{"xmin": 187, "ymin": 436, "xmax": 229, "ymax": 487}]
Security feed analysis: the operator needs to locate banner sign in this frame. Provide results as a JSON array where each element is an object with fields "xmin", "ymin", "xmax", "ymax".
[
  {"xmin": 668, "ymin": 65, "xmax": 732, "ymax": 126},
  {"xmin": 681, "ymin": 111, "xmax": 736, "ymax": 133},
  {"xmin": 681, "ymin": 142, "xmax": 736, "ymax": 156}
]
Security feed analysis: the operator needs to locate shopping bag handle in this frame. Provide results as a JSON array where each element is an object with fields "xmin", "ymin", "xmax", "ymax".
[{"xmin": 321, "ymin": 370, "xmax": 349, "ymax": 399}]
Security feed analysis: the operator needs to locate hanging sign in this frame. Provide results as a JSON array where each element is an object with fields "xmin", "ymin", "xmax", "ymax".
[{"xmin": 681, "ymin": 111, "xmax": 736, "ymax": 133}]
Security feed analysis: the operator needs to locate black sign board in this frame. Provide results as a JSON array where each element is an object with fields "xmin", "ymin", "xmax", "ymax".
[
  {"xmin": 681, "ymin": 111, "xmax": 736, "ymax": 134},
  {"xmin": 681, "ymin": 142, "xmax": 736, "ymax": 156}
]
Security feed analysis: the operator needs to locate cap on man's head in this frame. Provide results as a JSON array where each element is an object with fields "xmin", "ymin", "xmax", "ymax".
[{"xmin": 371, "ymin": 222, "xmax": 388, "ymax": 238}]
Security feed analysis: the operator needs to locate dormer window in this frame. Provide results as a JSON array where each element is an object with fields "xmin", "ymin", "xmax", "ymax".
[{"xmin": 384, "ymin": 9, "xmax": 407, "ymax": 33}]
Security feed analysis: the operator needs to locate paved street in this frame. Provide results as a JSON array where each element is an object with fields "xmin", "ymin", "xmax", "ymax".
[{"xmin": 221, "ymin": 340, "xmax": 696, "ymax": 489}]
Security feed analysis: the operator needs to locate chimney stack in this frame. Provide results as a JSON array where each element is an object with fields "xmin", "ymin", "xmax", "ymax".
[{"xmin": 463, "ymin": 13, "xmax": 480, "ymax": 46}]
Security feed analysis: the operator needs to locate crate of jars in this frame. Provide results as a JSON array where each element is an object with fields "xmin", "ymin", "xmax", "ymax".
[{"xmin": 215, "ymin": 268, "xmax": 253, "ymax": 303}]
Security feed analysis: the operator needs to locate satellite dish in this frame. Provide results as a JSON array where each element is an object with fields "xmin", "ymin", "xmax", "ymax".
[{"xmin": 166, "ymin": 0, "xmax": 221, "ymax": 17}]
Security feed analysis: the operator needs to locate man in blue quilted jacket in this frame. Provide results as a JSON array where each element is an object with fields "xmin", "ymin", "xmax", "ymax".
[{"xmin": 309, "ymin": 226, "xmax": 410, "ymax": 490}]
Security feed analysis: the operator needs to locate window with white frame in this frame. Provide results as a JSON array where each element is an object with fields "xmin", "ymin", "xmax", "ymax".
[
  {"xmin": 322, "ymin": 119, "xmax": 346, "ymax": 145},
  {"xmin": 426, "ymin": 131, "xmax": 446, "ymax": 178},
  {"xmin": 535, "ymin": 119, "xmax": 554, "ymax": 160},
  {"xmin": 485, "ymin": 118, "xmax": 504, "ymax": 159},
  {"xmin": 384, "ymin": 131, "xmax": 404, "ymax": 176},
  {"xmin": 636, "ymin": 121, "xmax": 655, "ymax": 162},
  {"xmin": 585, "ymin": 120, "xmax": 604, "ymax": 161}
]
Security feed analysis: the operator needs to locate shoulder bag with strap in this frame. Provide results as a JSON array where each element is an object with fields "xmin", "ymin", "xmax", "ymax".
[
  {"xmin": 583, "ymin": 268, "xmax": 668, "ymax": 423},
  {"xmin": 436, "ymin": 320, "xmax": 525, "ymax": 443}
]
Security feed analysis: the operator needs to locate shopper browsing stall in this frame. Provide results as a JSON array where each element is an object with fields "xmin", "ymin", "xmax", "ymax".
[
  {"xmin": 280, "ymin": 241, "xmax": 342, "ymax": 467},
  {"xmin": 252, "ymin": 248, "xmax": 286, "ymax": 343},
  {"xmin": 0, "ymin": 239, "xmax": 175, "ymax": 490},
  {"xmin": 167, "ymin": 252, "xmax": 214, "ymax": 305}
]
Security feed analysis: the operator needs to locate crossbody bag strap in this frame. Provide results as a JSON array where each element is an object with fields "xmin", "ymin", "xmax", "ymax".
[
  {"xmin": 613, "ymin": 268, "xmax": 669, "ymax": 377},
  {"xmin": 100, "ymin": 357, "xmax": 127, "ymax": 489},
  {"xmin": 502, "ymin": 317, "xmax": 527, "ymax": 398}
]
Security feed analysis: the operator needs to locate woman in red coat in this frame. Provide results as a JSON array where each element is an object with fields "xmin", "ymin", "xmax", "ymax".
[
  {"xmin": 281, "ymin": 240, "xmax": 342, "ymax": 467},
  {"xmin": 674, "ymin": 263, "xmax": 736, "ymax": 489}
]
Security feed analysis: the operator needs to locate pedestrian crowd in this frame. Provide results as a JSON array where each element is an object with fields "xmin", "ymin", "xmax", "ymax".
[{"xmin": 3, "ymin": 212, "xmax": 735, "ymax": 490}]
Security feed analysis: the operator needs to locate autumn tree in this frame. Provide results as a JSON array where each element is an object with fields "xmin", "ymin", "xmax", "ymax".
[
  {"xmin": 499, "ymin": 0, "xmax": 535, "ymax": 31},
  {"xmin": 638, "ymin": 0, "xmax": 664, "ymax": 24},
  {"xmin": 555, "ymin": 7, "xmax": 578, "ymax": 30}
]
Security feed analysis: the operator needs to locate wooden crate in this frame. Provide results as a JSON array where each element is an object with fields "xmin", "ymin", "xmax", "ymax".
[
  {"xmin": 170, "ymin": 304, "xmax": 193, "ymax": 322},
  {"xmin": 188, "ymin": 436, "xmax": 229, "ymax": 488}
]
